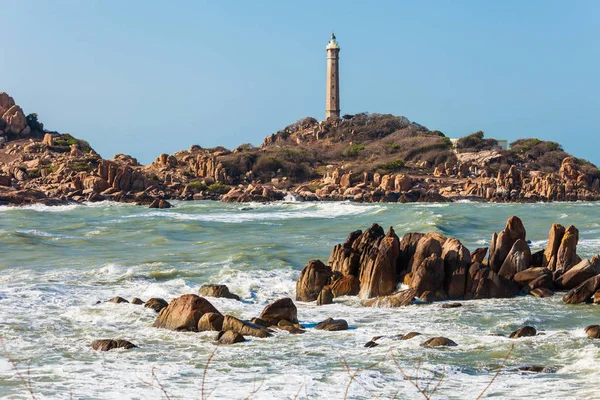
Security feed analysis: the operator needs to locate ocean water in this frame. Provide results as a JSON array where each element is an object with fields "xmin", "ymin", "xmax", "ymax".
[{"xmin": 1, "ymin": 200, "xmax": 600, "ymax": 399}]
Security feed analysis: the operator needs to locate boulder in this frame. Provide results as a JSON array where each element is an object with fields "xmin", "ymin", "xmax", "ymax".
[
  {"xmin": 221, "ymin": 315, "xmax": 271, "ymax": 338},
  {"xmin": 197, "ymin": 312, "xmax": 224, "ymax": 332},
  {"xmin": 329, "ymin": 275, "xmax": 360, "ymax": 297},
  {"xmin": 108, "ymin": 296, "xmax": 129, "ymax": 304},
  {"xmin": 410, "ymin": 254, "xmax": 445, "ymax": 296},
  {"xmin": 83, "ymin": 176, "xmax": 110, "ymax": 193},
  {"xmin": 554, "ymin": 225, "xmax": 579, "ymax": 275},
  {"xmin": 489, "ymin": 216, "xmax": 526, "ymax": 272},
  {"xmin": 296, "ymin": 260, "xmax": 333, "ymax": 302},
  {"xmin": 408, "ymin": 235, "xmax": 443, "ymax": 276},
  {"xmin": 563, "ymin": 275, "xmax": 600, "ymax": 304},
  {"xmin": 277, "ymin": 319, "xmax": 305, "ymax": 334},
  {"xmin": 358, "ymin": 227, "xmax": 399, "ymax": 299},
  {"xmin": 421, "ymin": 337, "xmax": 457, "ymax": 347},
  {"xmin": 543, "ymin": 223, "xmax": 565, "ymax": 270},
  {"xmin": 401, "ymin": 332, "xmax": 421, "ymax": 340},
  {"xmin": 441, "ymin": 238, "xmax": 471, "ymax": 299},
  {"xmin": 530, "ymin": 287, "xmax": 554, "ymax": 298},
  {"xmin": 153, "ymin": 294, "xmax": 220, "ymax": 331},
  {"xmin": 144, "ymin": 298, "xmax": 169, "ymax": 313},
  {"xmin": 198, "ymin": 284, "xmax": 240, "ymax": 300},
  {"xmin": 594, "ymin": 291, "xmax": 600, "ymax": 304},
  {"xmin": 91, "ymin": 339, "xmax": 137, "ymax": 351},
  {"xmin": 513, "ymin": 267, "xmax": 551, "ymax": 287},
  {"xmin": 317, "ymin": 286, "xmax": 334, "ymax": 305},
  {"xmin": 217, "ymin": 330, "xmax": 246, "ymax": 344},
  {"xmin": 315, "ymin": 317, "xmax": 349, "ymax": 331},
  {"xmin": 441, "ymin": 302, "xmax": 462, "ymax": 309},
  {"xmin": 464, "ymin": 263, "xmax": 520, "ymax": 300},
  {"xmin": 584, "ymin": 325, "xmax": 600, "ymax": 339},
  {"xmin": 149, "ymin": 199, "xmax": 172, "ymax": 209},
  {"xmin": 522, "ymin": 274, "xmax": 554, "ymax": 294},
  {"xmin": 328, "ymin": 230, "xmax": 362, "ymax": 277},
  {"xmin": 397, "ymin": 232, "xmax": 424, "ymax": 276},
  {"xmin": 470, "ymin": 247, "xmax": 488, "ymax": 264},
  {"xmin": 419, "ymin": 290, "xmax": 448, "ymax": 303},
  {"xmin": 259, "ymin": 298, "xmax": 298, "ymax": 325},
  {"xmin": 362, "ymin": 288, "xmax": 417, "ymax": 308},
  {"xmin": 131, "ymin": 297, "xmax": 144, "ymax": 305},
  {"xmin": 555, "ymin": 256, "xmax": 600, "ymax": 290},
  {"xmin": 509, "ymin": 326, "xmax": 537, "ymax": 339},
  {"xmin": 2, "ymin": 105, "xmax": 27, "ymax": 134},
  {"xmin": 497, "ymin": 239, "xmax": 532, "ymax": 280}
]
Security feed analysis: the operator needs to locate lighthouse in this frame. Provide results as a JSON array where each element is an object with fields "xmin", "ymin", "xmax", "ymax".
[{"xmin": 326, "ymin": 33, "xmax": 341, "ymax": 120}]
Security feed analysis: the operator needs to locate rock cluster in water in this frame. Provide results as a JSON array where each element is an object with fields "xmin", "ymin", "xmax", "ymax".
[{"xmin": 296, "ymin": 215, "xmax": 600, "ymax": 306}]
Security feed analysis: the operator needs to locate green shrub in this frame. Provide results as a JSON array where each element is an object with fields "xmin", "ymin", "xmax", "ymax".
[
  {"xmin": 344, "ymin": 143, "xmax": 365, "ymax": 157},
  {"xmin": 456, "ymin": 131, "xmax": 498, "ymax": 152},
  {"xmin": 187, "ymin": 181, "xmax": 208, "ymax": 191},
  {"xmin": 379, "ymin": 159, "xmax": 405, "ymax": 172},
  {"xmin": 207, "ymin": 183, "xmax": 230, "ymax": 194},
  {"xmin": 70, "ymin": 162, "xmax": 94, "ymax": 172},
  {"xmin": 387, "ymin": 142, "xmax": 401, "ymax": 151}
]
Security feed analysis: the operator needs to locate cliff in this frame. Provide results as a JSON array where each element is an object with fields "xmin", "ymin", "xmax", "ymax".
[{"xmin": 1, "ymin": 92, "xmax": 599, "ymax": 206}]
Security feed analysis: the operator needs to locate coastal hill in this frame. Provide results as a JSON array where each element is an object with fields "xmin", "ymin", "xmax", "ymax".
[{"xmin": 0, "ymin": 91, "xmax": 599, "ymax": 206}]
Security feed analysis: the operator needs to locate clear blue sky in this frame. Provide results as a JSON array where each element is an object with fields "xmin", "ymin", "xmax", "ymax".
[{"xmin": 2, "ymin": 0, "xmax": 599, "ymax": 165}]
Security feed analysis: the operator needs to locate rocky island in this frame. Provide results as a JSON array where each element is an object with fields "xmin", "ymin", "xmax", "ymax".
[{"xmin": 1, "ymin": 92, "xmax": 599, "ymax": 207}]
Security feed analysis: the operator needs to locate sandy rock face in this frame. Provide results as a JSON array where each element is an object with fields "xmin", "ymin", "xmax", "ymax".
[
  {"xmin": 0, "ymin": 92, "xmax": 15, "ymax": 116},
  {"xmin": 358, "ymin": 228, "xmax": 399, "ymax": 299},
  {"xmin": 153, "ymin": 294, "xmax": 220, "ymax": 331},
  {"xmin": 489, "ymin": 216, "xmax": 526, "ymax": 272}
]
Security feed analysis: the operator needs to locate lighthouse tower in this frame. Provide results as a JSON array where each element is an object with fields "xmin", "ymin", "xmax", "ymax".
[{"xmin": 326, "ymin": 33, "xmax": 341, "ymax": 120}]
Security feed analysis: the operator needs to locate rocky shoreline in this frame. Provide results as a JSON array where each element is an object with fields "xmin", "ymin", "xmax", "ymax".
[{"xmin": 2, "ymin": 91, "xmax": 600, "ymax": 207}]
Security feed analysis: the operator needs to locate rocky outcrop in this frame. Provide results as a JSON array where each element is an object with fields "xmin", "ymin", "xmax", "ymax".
[
  {"xmin": 296, "ymin": 260, "xmax": 333, "ymax": 302},
  {"xmin": 198, "ymin": 284, "xmax": 240, "ymax": 300},
  {"xmin": 410, "ymin": 254, "xmax": 445, "ymax": 296},
  {"xmin": 489, "ymin": 216, "xmax": 526, "ymax": 272},
  {"xmin": 497, "ymin": 239, "xmax": 532, "ymax": 280},
  {"xmin": 554, "ymin": 225, "xmax": 580, "ymax": 275},
  {"xmin": 153, "ymin": 294, "xmax": 220, "ymax": 331},
  {"xmin": 543, "ymin": 224, "xmax": 566, "ymax": 270},
  {"xmin": 555, "ymin": 256, "xmax": 600, "ymax": 290},
  {"xmin": 441, "ymin": 238, "xmax": 471, "ymax": 299},
  {"xmin": 358, "ymin": 227, "xmax": 399, "ymax": 299}
]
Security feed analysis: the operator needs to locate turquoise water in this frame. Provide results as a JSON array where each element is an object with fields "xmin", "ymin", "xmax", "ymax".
[{"xmin": 1, "ymin": 201, "xmax": 599, "ymax": 399}]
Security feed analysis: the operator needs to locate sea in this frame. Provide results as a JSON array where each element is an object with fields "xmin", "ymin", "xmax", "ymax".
[{"xmin": 0, "ymin": 200, "xmax": 599, "ymax": 399}]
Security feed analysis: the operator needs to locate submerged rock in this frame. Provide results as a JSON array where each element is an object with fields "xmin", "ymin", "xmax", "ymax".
[
  {"xmin": 198, "ymin": 284, "xmax": 240, "ymax": 300},
  {"xmin": 144, "ymin": 298, "xmax": 169, "ymax": 313},
  {"xmin": 401, "ymin": 332, "xmax": 421, "ymax": 340},
  {"xmin": 217, "ymin": 330, "xmax": 245, "ymax": 344},
  {"xmin": 131, "ymin": 297, "xmax": 144, "ymax": 305},
  {"xmin": 108, "ymin": 296, "xmax": 129, "ymax": 304},
  {"xmin": 315, "ymin": 317, "xmax": 349, "ymax": 331},
  {"xmin": 149, "ymin": 199, "xmax": 172, "ymax": 209},
  {"xmin": 584, "ymin": 325, "xmax": 600, "ymax": 339},
  {"xmin": 91, "ymin": 339, "xmax": 137, "ymax": 351},
  {"xmin": 509, "ymin": 326, "xmax": 537, "ymax": 339},
  {"xmin": 362, "ymin": 288, "xmax": 417, "ymax": 308},
  {"xmin": 421, "ymin": 337, "xmax": 457, "ymax": 347},
  {"xmin": 441, "ymin": 302, "xmax": 462, "ymax": 309}
]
